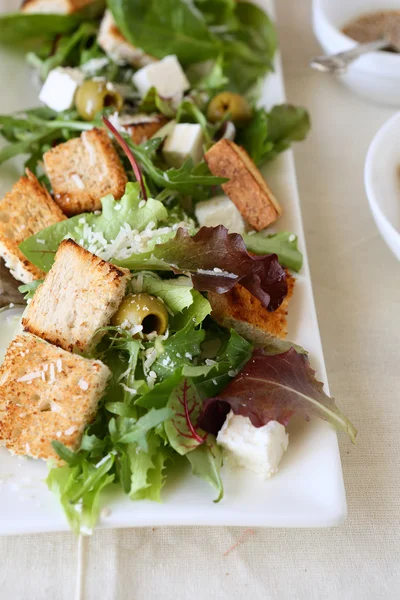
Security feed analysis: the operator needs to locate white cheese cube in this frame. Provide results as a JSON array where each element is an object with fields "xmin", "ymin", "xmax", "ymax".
[
  {"xmin": 217, "ymin": 411, "xmax": 289, "ymax": 478},
  {"xmin": 39, "ymin": 67, "xmax": 85, "ymax": 112},
  {"xmin": 133, "ymin": 55, "xmax": 190, "ymax": 98},
  {"xmin": 162, "ymin": 123, "xmax": 204, "ymax": 168},
  {"xmin": 195, "ymin": 195, "xmax": 246, "ymax": 234}
]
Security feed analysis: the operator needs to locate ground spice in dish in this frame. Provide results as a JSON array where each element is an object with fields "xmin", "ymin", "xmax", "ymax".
[{"xmin": 343, "ymin": 11, "xmax": 400, "ymax": 51}]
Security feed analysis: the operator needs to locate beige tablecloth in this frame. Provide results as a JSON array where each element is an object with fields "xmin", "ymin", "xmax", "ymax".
[{"xmin": 1, "ymin": 1, "xmax": 400, "ymax": 598}]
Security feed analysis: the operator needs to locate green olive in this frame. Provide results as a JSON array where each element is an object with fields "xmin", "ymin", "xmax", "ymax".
[
  {"xmin": 112, "ymin": 293, "xmax": 169, "ymax": 336},
  {"xmin": 207, "ymin": 92, "xmax": 252, "ymax": 124},
  {"xmin": 75, "ymin": 80, "xmax": 123, "ymax": 121}
]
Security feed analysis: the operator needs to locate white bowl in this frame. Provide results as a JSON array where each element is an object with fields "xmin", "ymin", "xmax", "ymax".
[
  {"xmin": 365, "ymin": 111, "xmax": 400, "ymax": 260},
  {"xmin": 313, "ymin": 0, "xmax": 400, "ymax": 106}
]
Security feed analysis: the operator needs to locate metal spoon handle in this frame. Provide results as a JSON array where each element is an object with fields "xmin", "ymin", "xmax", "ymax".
[{"xmin": 310, "ymin": 38, "xmax": 388, "ymax": 74}]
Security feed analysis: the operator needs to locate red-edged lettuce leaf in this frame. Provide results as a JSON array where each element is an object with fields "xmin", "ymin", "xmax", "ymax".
[
  {"xmin": 152, "ymin": 226, "xmax": 288, "ymax": 312},
  {"xmin": 199, "ymin": 348, "xmax": 357, "ymax": 442},
  {"xmin": 164, "ymin": 379, "xmax": 207, "ymax": 456}
]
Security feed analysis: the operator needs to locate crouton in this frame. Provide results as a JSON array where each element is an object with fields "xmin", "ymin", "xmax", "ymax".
[
  {"xmin": 22, "ymin": 239, "xmax": 131, "ymax": 353},
  {"xmin": 0, "ymin": 170, "xmax": 66, "ymax": 284},
  {"xmin": 98, "ymin": 10, "xmax": 156, "ymax": 68},
  {"xmin": 21, "ymin": 0, "xmax": 94, "ymax": 14},
  {"xmin": 0, "ymin": 333, "xmax": 110, "ymax": 462},
  {"xmin": 123, "ymin": 114, "xmax": 169, "ymax": 144},
  {"xmin": 208, "ymin": 274, "xmax": 295, "ymax": 344},
  {"xmin": 204, "ymin": 139, "xmax": 282, "ymax": 231},
  {"xmin": 43, "ymin": 128, "xmax": 128, "ymax": 216}
]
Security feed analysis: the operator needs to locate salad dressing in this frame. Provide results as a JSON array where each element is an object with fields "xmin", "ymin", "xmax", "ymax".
[{"xmin": 343, "ymin": 11, "xmax": 400, "ymax": 51}]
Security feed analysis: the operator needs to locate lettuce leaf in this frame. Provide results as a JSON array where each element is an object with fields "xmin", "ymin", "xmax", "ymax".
[
  {"xmin": 199, "ymin": 348, "xmax": 357, "ymax": 442},
  {"xmin": 170, "ymin": 290, "xmax": 211, "ymax": 330},
  {"xmin": 164, "ymin": 378, "xmax": 206, "ymax": 455},
  {"xmin": 186, "ymin": 438, "xmax": 223, "ymax": 502},
  {"xmin": 110, "ymin": 0, "xmax": 219, "ymax": 65},
  {"xmin": 119, "ymin": 226, "xmax": 288, "ymax": 312},
  {"xmin": 236, "ymin": 105, "xmax": 311, "ymax": 166},
  {"xmin": 128, "ymin": 432, "xmax": 172, "ymax": 501},
  {"xmin": 133, "ymin": 274, "xmax": 194, "ymax": 315},
  {"xmin": 242, "ymin": 231, "xmax": 303, "ymax": 273},
  {"xmin": 46, "ymin": 453, "xmax": 115, "ymax": 535},
  {"xmin": 19, "ymin": 183, "xmax": 174, "ymax": 272}
]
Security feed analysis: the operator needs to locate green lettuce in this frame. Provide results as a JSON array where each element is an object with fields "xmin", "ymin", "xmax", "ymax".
[
  {"xmin": 19, "ymin": 183, "xmax": 181, "ymax": 272},
  {"xmin": 242, "ymin": 231, "xmax": 303, "ymax": 272},
  {"xmin": 236, "ymin": 105, "xmax": 311, "ymax": 166},
  {"xmin": 186, "ymin": 440, "xmax": 223, "ymax": 502}
]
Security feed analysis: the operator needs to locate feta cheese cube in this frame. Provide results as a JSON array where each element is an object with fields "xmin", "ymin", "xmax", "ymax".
[
  {"xmin": 133, "ymin": 55, "xmax": 190, "ymax": 98},
  {"xmin": 39, "ymin": 67, "xmax": 85, "ymax": 112},
  {"xmin": 195, "ymin": 195, "xmax": 246, "ymax": 234},
  {"xmin": 217, "ymin": 411, "xmax": 289, "ymax": 478},
  {"xmin": 162, "ymin": 123, "xmax": 204, "ymax": 168}
]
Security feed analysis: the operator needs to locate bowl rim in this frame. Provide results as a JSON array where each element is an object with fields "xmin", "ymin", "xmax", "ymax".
[
  {"xmin": 364, "ymin": 110, "xmax": 400, "ymax": 244},
  {"xmin": 313, "ymin": 0, "xmax": 400, "ymax": 75}
]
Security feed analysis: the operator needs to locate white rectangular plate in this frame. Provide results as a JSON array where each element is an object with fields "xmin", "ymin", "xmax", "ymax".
[{"xmin": 0, "ymin": 0, "xmax": 347, "ymax": 535}]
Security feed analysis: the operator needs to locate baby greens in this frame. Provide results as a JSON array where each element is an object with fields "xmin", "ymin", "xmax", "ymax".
[{"xmin": 108, "ymin": 0, "xmax": 276, "ymax": 92}]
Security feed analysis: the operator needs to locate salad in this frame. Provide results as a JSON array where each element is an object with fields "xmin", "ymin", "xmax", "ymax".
[{"xmin": 0, "ymin": 0, "xmax": 356, "ymax": 534}]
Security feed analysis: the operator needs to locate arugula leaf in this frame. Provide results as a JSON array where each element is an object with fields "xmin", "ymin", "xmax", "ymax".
[
  {"xmin": 242, "ymin": 231, "xmax": 303, "ymax": 272},
  {"xmin": 0, "ymin": 13, "xmax": 83, "ymax": 43},
  {"xmin": 195, "ymin": 329, "xmax": 252, "ymax": 398},
  {"xmin": 186, "ymin": 438, "xmax": 223, "ymax": 502},
  {"xmin": 109, "ymin": 0, "xmax": 220, "ymax": 64},
  {"xmin": 28, "ymin": 22, "xmax": 98, "ymax": 80},
  {"xmin": 139, "ymin": 87, "xmax": 177, "ymax": 118},
  {"xmin": 189, "ymin": 55, "xmax": 228, "ymax": 92},
  {"xmin": 136, "ymin": 369, "xmax": 183, "ymax": 409},
  {"xmin": 152, "ymin": 324, "xmax": 205, "ymax": 380},
  {"xmin": 164, "ymin": 378, "xmax": 206, "ymax": 455},
  {"xmin": 176, "ymin": 99, "xmax": 213, "ymax": 143},
  {"xmin": 110, "ymin": 407, "xmax": 173, "ymax": 448},
  {"xmin": 0, "ymin": 1, "xmax": 104, "ymax": 43},
  {"xmin": 199, "ymin": 348, "xmax": 358, "ymax": 442},
  {"xmin": 237, "ymin": 105, "xmax": 311, "ymax": 166},
  {"xmin": 127, "ymin": 138, "xmax": 227, "ymax": 200}
]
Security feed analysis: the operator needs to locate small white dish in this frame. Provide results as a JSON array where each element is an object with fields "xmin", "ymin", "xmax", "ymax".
[
  {"xmin": 365, "ymin": 111, "xmax": 400, "ymax": 261},
  {"xmin": 313, "ymin": 0, "xmax": 400, "ymax": 106}
]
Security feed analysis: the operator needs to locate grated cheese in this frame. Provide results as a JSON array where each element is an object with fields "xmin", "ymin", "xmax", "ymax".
[
  {"xmin": 78, "ymin": 378, "xmax": 89, "ymax": 391},
  {"xmin": 17, "ymin": 371, "xmax": 43, "ymax": 383}
]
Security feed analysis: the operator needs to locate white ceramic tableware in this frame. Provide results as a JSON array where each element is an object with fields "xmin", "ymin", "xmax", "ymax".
[{"xmin": 313, "ymin": 0, "xmax": 400, "ymax": 106}]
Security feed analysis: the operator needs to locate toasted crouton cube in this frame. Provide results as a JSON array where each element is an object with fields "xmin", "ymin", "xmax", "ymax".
[
  {"xmin": 208, "ymin": 274, "xmax": 295, "ymax": 343},
  {"xmin": 204, "ymin": 139, "xmax": 282, "ymax": 231},
  {"xmin": 0, "ymin": 333, "xmax": 110, "ymax": 461},
  {"xmin": 22, "ymin": 239, "xmax": 131, "ymax": 353},
  {"xmin": 98, "ymin": 10, "xmax": 156, "ymax": 68},
  {"xmin": 21, "ymin": 0, "xmax": 94, "ymax": 14},
  {"xmin": 0, "ymin": 170, "xmax": 66, "ymax": 284},
  {"xmin": 123, "ymin": 114, "xmax": 169, "ymax": 144},
  {"xmin": 43, "ymin": 128, "xmax": 128, "ymax": 216}
]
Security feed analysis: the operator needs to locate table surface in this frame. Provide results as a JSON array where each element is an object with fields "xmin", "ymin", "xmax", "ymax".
[{"xmin": 1, "ymin": 1, "xmax": 399, "ymax": 598}]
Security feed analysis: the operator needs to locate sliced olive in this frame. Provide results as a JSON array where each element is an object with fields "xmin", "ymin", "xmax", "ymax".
[
  {"xmin": 75, "ymin": 80, "xmax": 123, "ymax": 121},
  {"xmin": 207, "ymin": 92, "xmax": 252, "ymax": 124},
  {"xmin": 112, "ymin": 293, "xmax": 169, "ymax": 336}
]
